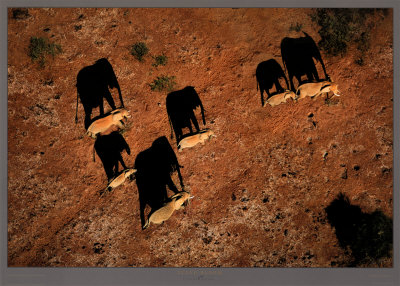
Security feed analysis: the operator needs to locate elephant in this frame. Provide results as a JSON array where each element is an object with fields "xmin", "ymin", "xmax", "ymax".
[
  {"xmin": 94, "ymin": 131, "xmax": 130, "ymax": 181},
  {"xmin": 256, "ymin": 59, "xmax": 289, "ymax": 106},
  {"xmin": 134, "ymin": 136, "xmax": 185, "ymax": 229},
  {"xmin": 75, "ymin": 58, "xmax": 124, "ymax": 129},
  {"xmin": 166, "ymin": 86, "xmax": 206, "ymax": 144},
  {"xmin": 280, "ymin": 32, "xmax": 329, "ymax": 91}
]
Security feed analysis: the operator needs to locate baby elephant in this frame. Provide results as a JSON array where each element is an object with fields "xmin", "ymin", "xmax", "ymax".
[
  {"xmin": 103, "ymin": 168, "xmax": 137, "ymax": 194},
  {"xmin": 177, "ymin": 129, "xmax": 215, "ymax": 151},
  {"xmin": 296, "ymin": 81, "xmax": 340, "ymax": 100},
  {"xmin": 143, "ymin": 191, "xmax": 194, "ymax": 229},
  {"xmin": 86, "ymin": 108, "xmax": 131, "ymax": 139},
  {"xmin": 263, "ymin": 90, "xmax": 296, "ymax": 107}
]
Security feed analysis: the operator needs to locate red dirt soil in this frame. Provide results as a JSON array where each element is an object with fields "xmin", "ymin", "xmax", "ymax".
[{"xmin": 7, "ymin": 8, "xmax": 393, "ymax": 267}]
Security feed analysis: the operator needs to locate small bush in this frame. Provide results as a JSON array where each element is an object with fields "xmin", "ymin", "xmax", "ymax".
[
  {"xmin": 130, "ymin": 42, "xmax": 149, "ymax": 62},
  {"xmin": 152, "ymin": 55, "xmax": 168, "ymax": 67},
  {"xmin": 289, "ymin": 22, "xmax": 303, "ymax": 32},
  {"xmin": 28, "ymin": 37, "xmax": 62, "ymax": 67},
  {"xmin": 149, "ymin": 76, "xmax": 176, "ymax": 92},
  {"xmin": 12, "ymin": 8, "xmax": 30, "ymax": 20}
]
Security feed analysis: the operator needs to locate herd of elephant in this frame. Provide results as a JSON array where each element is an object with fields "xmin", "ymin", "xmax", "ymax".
[
  {"xmin": 74, "ymin": 31, "xmax": 333, "ymax": 229},
  {"xmin": 75, "ymin": 58, "xmax": 208, "ymax": 229},
  {"xmin": 256, "ymin": 31, "xmax": 332, "ymax": 106}
]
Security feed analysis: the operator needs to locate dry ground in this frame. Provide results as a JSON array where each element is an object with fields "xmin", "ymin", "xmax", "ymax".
[{"xmin": 7, "ymin": 8, "xmax": 393, "ymax": 267}]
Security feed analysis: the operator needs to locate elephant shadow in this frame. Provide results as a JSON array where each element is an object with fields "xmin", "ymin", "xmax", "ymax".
[
  {"xmin": 325, "ymin": 193, "xmax": 393, "ymax": 265},
  {"xmin": 75, "ymin": 58, "xmax": 125, "ymax": 129},
  {"xmin": 281, "ymin": 31, "xmax": 329, "ymax": 91},
  {"xmin": 94, "ymin": 131, "xmax": 131, "ymax": 182},
  {"xmin": 134, "ymin": 136, "xmax": 185, "ymax": 229},
  {"xmin": 166, "ymin": 86, "xmax": 206, "ymax": 145},
  {"xmin": 256, "ymin": 59, "xmax": 289, "ymax": 106}
]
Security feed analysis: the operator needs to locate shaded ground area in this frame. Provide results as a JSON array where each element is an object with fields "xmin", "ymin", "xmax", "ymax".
[{"xmin": 7, "ymin": 8, "xmax": 393, "ymax": 267}]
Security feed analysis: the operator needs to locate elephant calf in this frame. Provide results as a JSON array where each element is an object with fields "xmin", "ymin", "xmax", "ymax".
[
  {"xmin": 177, "ymin": 129, "xmax": 215, "ymax": 151},
  {"xmin": 296, "ymin": 81, "xmax": 340, "ymax": 100},
  {"xmin": 263, "ymin": 90, "xmax": 296, "ymax": 107},
  {"xmin": 103, "ymin": 168, "xmax": 137, "ymax": 194},
  {"xmin": 143, "ymin": 191, "xmax": 193, "ymax": 229},
  {"xmin": 86, "ymin": 108, "xmax": 130, "ymax": 139}
]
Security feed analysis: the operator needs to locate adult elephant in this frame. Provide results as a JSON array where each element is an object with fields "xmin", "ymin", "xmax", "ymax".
[
  {"xmin": 94, "ymin": 131, "xmax": 131, "ymax": 181},
  {"xmin": 256, "ymin": 59, "xmax": 289, "ymax": 106},
  {"xmin": 166, "ymin": 86, "xmax": 206, "ymax": 144},
  {"xmin": 75, "ymin": 58, "xmax": 124, "ymax": 129},
  {"xmin": 281, "ymin": 32, "xmax": 329, "ymax": 91},
  {"xmin": 134, "ymin": 136, "xmax": 184, "ymax": 229}
]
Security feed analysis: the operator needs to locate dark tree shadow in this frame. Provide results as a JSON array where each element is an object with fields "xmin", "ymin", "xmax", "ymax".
[
  {"xmin": 94, "ymin": 131, "xmax": 131, "ymax": 181},
  {"xmin": 281, "ymin": 31, "xmax": 329, "ymax": 91},
  {"xmin": 76, "ymin": 58, "xmax": 124, "ymax": 129},
  {"xmin": 134, "ymin": 136, "xmax": 185, "ymax": 229},
  {"xmin": 166, "ymin": 86, "xmax": 206, "ymax": 145},
  {"xmin": 256, "ymin": 59, "xmax": 289, "ymax": 106},
  {"xmin": 325, "ymin": 193, "xmax": 393, "ymax": 265}
]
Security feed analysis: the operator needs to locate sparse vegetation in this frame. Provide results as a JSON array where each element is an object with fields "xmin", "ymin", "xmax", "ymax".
[
  {"xmin": 351, "ymin": 210, "xmax": 393, "ymax": 265},
  {"xmin": 289, "ymin": 22, "xmax": 303, "ymax": 32},
  {"xmin": 28, "ymin": 36, "xmax": 62, "ymax": 67},
  {"xmin": 12, "ymin": 8, "xmax": 30, "ymax": 20},
  {"xmin": 152, "ymin": 55, "xmax": 168, "ymax": 67},
  {"xmin": 149, "ymin": 75, "xmax": 176, "ymax": 92},
  {"xmin": 310, "ymin": 8, "xmax": 384, "ymax": 57},
  {"xmin": 130, "ymin": 42, "xmax": 149, "ymax": 62}
]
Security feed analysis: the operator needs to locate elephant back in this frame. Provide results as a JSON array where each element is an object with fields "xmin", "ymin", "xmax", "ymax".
[{"xmin": 95, "ymin": 58, "xmax": 120, "ymax": 90}]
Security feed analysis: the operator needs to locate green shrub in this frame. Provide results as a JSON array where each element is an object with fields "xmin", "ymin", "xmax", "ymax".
[
  {"xmin": 28, "ymin": 36, "xmax": 62, "ymax": 67},
  {"xmin": 310, "ymin": 8, "xmax": 381, "ymax": 56},
  {"xmin": 130, "ymin": 42, "xmax": 149, "ymax": 62},
  {"xmin": 149, "ymin": 75, "xmax": 176, "ymax": 92},
  {"xmin": 152, "ymin": 55, "xmax": 168, "ymax": 67}
]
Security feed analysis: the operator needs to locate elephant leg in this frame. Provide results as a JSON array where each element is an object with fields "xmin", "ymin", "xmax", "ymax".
[
  {"xmin": 265, "ymin": 89, "xmax": 271, "ymax": 100},
  {"xmin": 83, "ymin": 106, "xmax": 92, "ymax": 129},
  {"xmin": 294, "ymin": 74, "xmax": 302, "ymax": 88},
  {"xmin": 288, "ymin": 75, "xmax": 295, "ymax": 92},
  {"xmin": 118, "ymin": 155, "xmax": 127, "ymax": 170},
  {"xmin": 104, "ymin": 90, "xmax": 116, "ymax": 110},
  {"xmin": 190, "ymin": 113, "xmax": 200, "ymax": 133},
  {"xmin": 99, "ymin": 99, "xmax": 105, "ymax": 116},
  {"xmin": 166, "ymin": 175, "xmax": 179, "ymax": 194},
  {"xmin": 139, "ymin": 199, "xmax": 147, "ymax": 228},
  {"xmin": 274, "ymin": 79, "xmax": 284, "ymax": 93},
  {"xmin": 174, "ymin": 126, "xmax": 182, "ymax": 143},
  {"xmin": 104, "ymin": 165, "xmax": 114, "ymax": 181},
  {"xmin": 112, "ymin": 160, "xmax": 119, "ymax": 177},
  {"xmin": 187, "ymin": 123, "xmax": 193, "ymax": 134}
]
